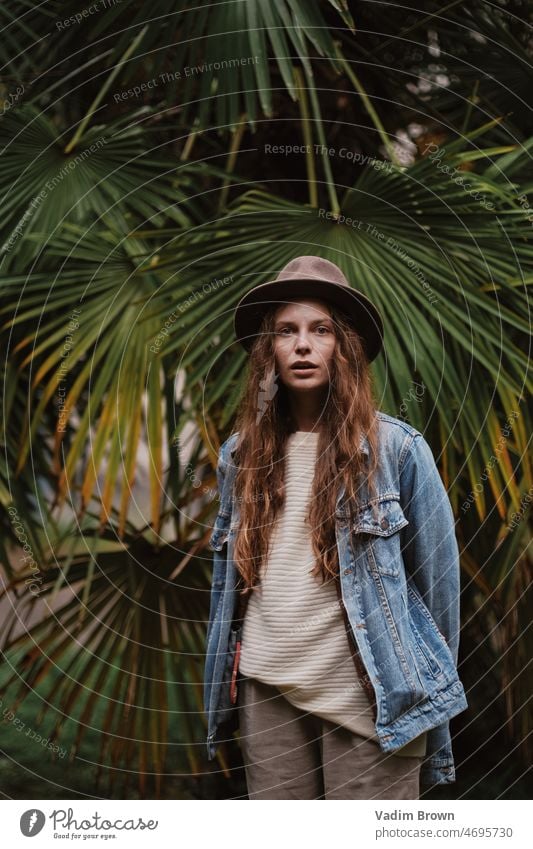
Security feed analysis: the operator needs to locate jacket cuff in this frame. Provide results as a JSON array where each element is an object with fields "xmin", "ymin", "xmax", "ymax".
[{"xmin": 420, "ymin": 757, "xmax": 456, "ymax": 785}]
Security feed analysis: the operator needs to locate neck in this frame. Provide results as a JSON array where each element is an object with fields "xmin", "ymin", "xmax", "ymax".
[{"xmin": 287, "ymin": 389, "xmax": 327, "ymax": 432}]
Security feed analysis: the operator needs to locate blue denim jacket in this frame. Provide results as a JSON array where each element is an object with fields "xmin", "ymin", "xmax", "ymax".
[{"xmin": 203, "ymin": 412, "xmax": 468, "ymax": 786}]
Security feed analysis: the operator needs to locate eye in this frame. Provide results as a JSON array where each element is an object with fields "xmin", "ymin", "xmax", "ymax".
[
  {"xmin": 277, "ymin": 327, "xmax": 293, "ymax": 335},
  {"xmin": 316, "ymin": 325, "xmax": 331, "ymax": 334}
]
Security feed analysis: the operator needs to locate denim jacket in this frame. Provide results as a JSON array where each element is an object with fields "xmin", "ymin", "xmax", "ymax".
[{"xmin": 203, "ymin": 411, "xmax": 468, "ymax": 786}]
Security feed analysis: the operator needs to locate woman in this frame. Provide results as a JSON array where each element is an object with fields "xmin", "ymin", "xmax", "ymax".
[{"xmin": 204, "ymin": 256, "xmax": 468, "ymax": 800}]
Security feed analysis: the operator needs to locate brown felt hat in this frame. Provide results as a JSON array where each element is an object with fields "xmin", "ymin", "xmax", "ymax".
[{"xmin": 233, "ymin": 255, "xmax": 384, "ymax": 362}]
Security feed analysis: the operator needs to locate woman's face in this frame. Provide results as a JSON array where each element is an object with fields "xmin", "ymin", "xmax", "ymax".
[{"xmin": 273, "ymin": 299, "xmax": 336, "ymax": 393}]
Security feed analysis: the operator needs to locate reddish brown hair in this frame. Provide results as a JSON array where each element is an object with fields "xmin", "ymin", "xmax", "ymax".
[{"xmin": 230, "ymin": 304, "xmax": 380, "ymax": 599}]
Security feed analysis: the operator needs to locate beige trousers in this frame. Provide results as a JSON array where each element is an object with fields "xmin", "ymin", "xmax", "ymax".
[{"xmin": 238, "ymin": 676, "xmax": 423, "ymax": 800}]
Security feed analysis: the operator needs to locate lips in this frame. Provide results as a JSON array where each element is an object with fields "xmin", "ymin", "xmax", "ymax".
[{"xmin": 290, "ymin": 362, "xmax": 318, "ymax": 371}]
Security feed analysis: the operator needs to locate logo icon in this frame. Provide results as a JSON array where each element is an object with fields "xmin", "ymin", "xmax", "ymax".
[
  {"xmin": 20, "ymin": 810, "xmax": 45, "ymax": 837},
  {"xmin": 256, "ymin": 369, "xmax": 279, "ymax": 423}
]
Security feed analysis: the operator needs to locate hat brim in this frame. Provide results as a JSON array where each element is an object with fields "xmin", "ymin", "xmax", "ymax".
[{"xmin": 233, "ymin": 277, "xmax": 384, "ymax": 362}]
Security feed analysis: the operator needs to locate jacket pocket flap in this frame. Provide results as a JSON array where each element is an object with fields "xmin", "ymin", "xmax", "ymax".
[
  {"xmin": 208, "ymin": 509, "xmax": 232, "ymax": 551},
  {"xmin": 208, "ymin": 526, "xmax": 230, "ymax": 551},
  {"xmin": 353, "ymin": 493, "xmax": 409, "ymax": 536}
]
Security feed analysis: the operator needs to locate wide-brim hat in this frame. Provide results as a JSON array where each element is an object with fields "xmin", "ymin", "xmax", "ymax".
[{"xmin": 233, "ymin": 255, "xmax": 384, "ymax": 362}]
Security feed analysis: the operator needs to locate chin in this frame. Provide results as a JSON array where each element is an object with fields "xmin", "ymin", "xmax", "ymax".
[{"xmin": 288, "ymin": 377, "xmax": 326, "ymax": 391}]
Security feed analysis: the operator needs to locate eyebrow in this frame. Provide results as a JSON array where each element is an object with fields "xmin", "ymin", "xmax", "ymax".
[{"xmin": 274, "ymin": 317, "xmax": 333, "ymax": 328}]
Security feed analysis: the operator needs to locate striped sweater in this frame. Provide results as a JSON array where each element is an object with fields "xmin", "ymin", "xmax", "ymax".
[{"xmin": 239, "ymin": 429, "xmax": 427, "ymax": 758}]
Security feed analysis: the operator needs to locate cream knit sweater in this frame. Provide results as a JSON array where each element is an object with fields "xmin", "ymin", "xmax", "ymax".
[{"xmin": 239, "ymin": 430, "xmax": 427, "ymax": 758}]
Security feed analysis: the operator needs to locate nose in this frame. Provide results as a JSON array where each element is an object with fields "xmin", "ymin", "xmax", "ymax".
[{"xmin": 295, "ymin": 333, "xmax": 312, "ymax": 353}]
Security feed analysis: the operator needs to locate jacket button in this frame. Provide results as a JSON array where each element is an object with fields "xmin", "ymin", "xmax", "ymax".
[{"xmin": 380, "ymin": 517, "xmax": 389, "ymax": 529}]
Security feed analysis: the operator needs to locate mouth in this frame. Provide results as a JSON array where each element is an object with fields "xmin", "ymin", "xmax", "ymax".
[
  {"xmin": 290, "ymin": 362, "xmax": 319, "ymax": 374},
  {"xmin": 291, "ymin": 363, "xmax": 318, "ymax": 371}
]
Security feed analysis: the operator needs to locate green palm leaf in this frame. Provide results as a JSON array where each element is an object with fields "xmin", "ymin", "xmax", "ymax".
[
  {"xmin": 37, "ymin": 0, "xmax": 353, "ymax": 132},
  {"xmin": 135, "ymin": 144, "xmax": 532, "ymax": 524},
  {"xmin": 0, "ymin": 104, "xmax": 199, "ymax": 270},
  {"xmin": 0, "ymin": 513, "xmax": 216, "ymax": 794}
]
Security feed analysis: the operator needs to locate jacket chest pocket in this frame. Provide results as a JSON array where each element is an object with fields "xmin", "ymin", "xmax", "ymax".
[{"xmin": 351, "ymin": 494, "xmax": 409, "ymax": 578}]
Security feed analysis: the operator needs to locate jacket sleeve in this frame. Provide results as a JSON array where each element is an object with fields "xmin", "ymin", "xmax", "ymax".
[
  {"xmin": 206, "ymin": 445, "xmax": 228, "ymax": 646},
  {"xmin": 399, "ymin": 432, "xmax": 464, "ymax": 785}
]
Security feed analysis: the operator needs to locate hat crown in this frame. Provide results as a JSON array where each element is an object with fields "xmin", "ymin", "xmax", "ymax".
[
  {"xmin": 233, "ymin": 253, "xmax": 384, "ymax": 361},
  {"xmin": 276, "ymin": 256, "xmax": 349, "ymax": 288}
]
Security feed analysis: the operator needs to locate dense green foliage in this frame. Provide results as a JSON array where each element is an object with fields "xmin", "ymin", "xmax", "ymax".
[{"xmin": 0, "ymin": 0, "xmax": 531, "ymax": 798}]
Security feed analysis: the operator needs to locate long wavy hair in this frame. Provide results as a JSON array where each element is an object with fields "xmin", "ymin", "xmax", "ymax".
[{"xmin": 230, "ymin": 303, "xmax": 380, "ymax": 600}]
